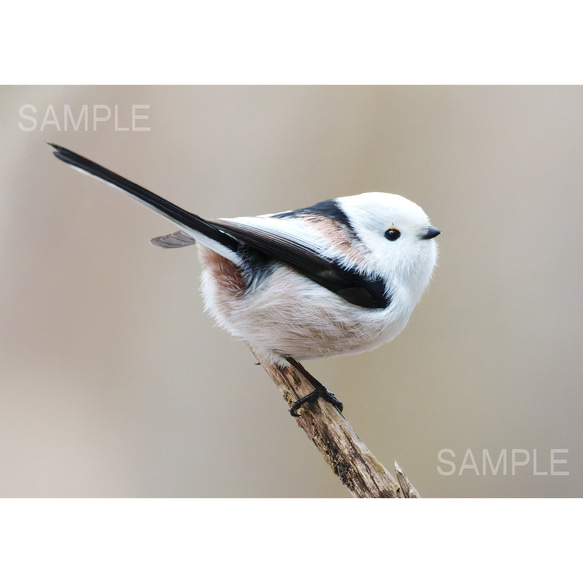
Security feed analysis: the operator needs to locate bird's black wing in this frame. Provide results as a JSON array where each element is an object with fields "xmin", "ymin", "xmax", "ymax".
[
  {"xmin": 209, "ymin": 218, "xmax": 389, "ymax": 309},
  {"xmin": 50, "ymin": 144, "xmax": 389, "ymax": 309}
]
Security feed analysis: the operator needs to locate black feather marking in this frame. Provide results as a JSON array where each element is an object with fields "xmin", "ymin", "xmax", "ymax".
[
  {"xmin": 208, "ymin": 219, "xmax": 390, "ymax": 309},
  {"xmin": 273, "ymin": 199, "xmax": 354, "ymax": 232},
  {"xmin": 49, "ymin": 143, "xmax": 240, "ymax": 255},
  {"xmin": 50, "ymin": 145, "xmax": 390, "ymax": 309}
]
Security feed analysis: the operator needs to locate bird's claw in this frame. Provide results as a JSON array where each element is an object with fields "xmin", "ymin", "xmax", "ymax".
[{"xmin": 289, "ymin": 386, "xmax": 344, "ymax": 417}]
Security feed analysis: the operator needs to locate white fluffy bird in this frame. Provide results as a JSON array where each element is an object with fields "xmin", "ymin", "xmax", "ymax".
[{"xmin": 50, "ymin": 144, "xmax": 440, "ymax": 415}]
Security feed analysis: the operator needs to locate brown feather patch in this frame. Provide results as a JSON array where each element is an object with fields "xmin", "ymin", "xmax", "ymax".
[
  {"xmin": 301, "ymin": 215, "xmax": 367, "ymax": 264},
  {"xmin": 198, "ymin": 247, "xmax": 246, "ymax": 297}
]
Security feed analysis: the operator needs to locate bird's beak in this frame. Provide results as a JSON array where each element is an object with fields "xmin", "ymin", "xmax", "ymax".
[{"xmin": 421, "ymin": 226, "xmax": 441, "ymax": 240}]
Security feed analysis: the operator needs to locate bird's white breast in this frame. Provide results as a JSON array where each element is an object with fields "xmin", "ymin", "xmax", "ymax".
[{"xmin": 198, "ymin": 247, "xmax": 414, "ymax": 362}]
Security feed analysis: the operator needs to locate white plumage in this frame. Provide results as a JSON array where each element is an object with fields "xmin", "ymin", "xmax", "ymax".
[
  {"xmin": 197, "ymin": 193, "xmax": 438, "ymax": 362},
  {"xmin": 50, "ymin": 144, "xmax": 440, "ymax": 415}
]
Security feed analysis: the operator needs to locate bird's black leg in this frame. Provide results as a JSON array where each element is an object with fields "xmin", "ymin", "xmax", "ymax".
[{"xmin": 286, "ymin": 358, "xmax": 344, "ymax": 417}]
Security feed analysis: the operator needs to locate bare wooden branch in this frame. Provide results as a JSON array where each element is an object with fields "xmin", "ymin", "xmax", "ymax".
[
  {"xmin": 394, "ymin": 461, "xmax": 420, "ymax": 498},
  {"xmin": 251, "ymin": 347, "xmax": 419, "ymax": 498}
]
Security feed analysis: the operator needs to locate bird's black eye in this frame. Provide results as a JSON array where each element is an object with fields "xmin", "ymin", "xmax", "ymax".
[{"xmin": 384, "ymin": 228, "xmax": 401, "ymax": 241}]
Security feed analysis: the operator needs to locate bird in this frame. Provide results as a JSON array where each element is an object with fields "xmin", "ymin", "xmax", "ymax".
[{"xmin": 49, "ymin": 144, "xmax": 440, "ymax": 416}]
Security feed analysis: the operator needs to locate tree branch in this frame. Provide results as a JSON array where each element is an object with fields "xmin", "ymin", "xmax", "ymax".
[{"xmin": 250, "ymin": 347, "xmax": 419, "ymax": 498}]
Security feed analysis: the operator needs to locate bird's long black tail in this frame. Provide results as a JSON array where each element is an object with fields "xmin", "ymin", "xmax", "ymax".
[{"xmin": 49, "ymin": 143, "xmax": 239, "ymax": 254}]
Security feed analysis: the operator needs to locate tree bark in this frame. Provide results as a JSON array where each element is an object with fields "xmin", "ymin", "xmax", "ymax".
[{"xmin": 250, "ymin": 347, "xmax": 419, "ymax": 498}]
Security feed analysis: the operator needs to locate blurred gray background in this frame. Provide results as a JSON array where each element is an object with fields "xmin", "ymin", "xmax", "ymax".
[{"xmin": 1, "ymin": 86, "xmax": 581, "ymax": 497}]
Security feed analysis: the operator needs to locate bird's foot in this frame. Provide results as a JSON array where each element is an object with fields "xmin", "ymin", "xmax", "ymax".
[
  {"xmin": 289, "ymin": 384, "xmax": 344, "ymax": 417},
  {"xmin": 284, "ymin": 357, "xmax": 344, "ymax": 417}
]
